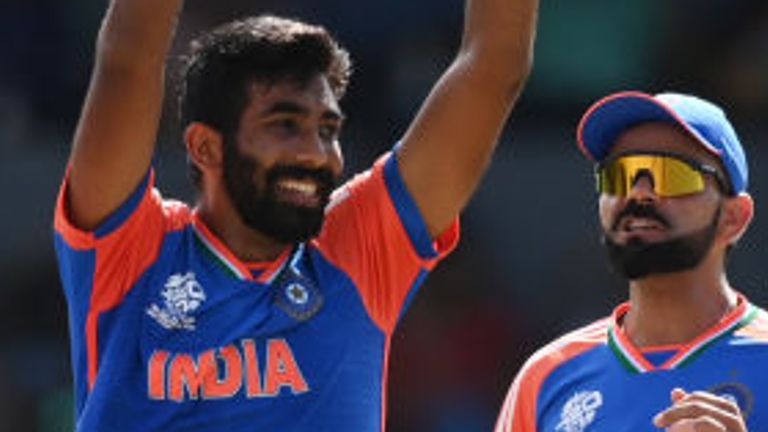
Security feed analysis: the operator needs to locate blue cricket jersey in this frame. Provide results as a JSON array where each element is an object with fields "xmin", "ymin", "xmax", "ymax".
[
  {"xmin": 495, "ymin": 295, "xmax": 768, "ymax": 431},
  {"xmin": 54, "ymin": 152, "xmax": 458, "ymax": 431}
]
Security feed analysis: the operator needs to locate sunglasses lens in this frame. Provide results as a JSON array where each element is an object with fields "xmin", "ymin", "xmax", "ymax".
[
  {"xmin": 597, "ymin": 155, "xmax": 706, "ymax": 197},
  {"xmin": 597, "ymin": 162, "xmax": 627, "ymax": 196}
]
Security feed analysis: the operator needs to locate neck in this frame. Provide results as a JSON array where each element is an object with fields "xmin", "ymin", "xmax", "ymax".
[
  {"xmin": 622, "ymin": 258, "xmax": 737, "ymax": 347},
  {"xmin": 196, "ymin": 188, "xmax": 291, "ymax": 263}
]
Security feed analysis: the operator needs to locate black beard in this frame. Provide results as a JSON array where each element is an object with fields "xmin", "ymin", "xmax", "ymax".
[
  {"xmin": 222, "ymin": 142, "xmax": 337, "ymax": 244},
  {"xmin": 603, "ymin": 203, "xmax": 721, "ymax": 280}
]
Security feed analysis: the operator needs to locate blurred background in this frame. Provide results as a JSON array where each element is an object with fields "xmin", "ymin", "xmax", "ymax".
[{"xmin": 2, "ymin": 0, "xmax": 768, "ymax": 430}]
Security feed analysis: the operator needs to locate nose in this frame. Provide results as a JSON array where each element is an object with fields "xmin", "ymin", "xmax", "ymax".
[
  {"xmin": 626, "ymin": 170, "xmax": 658, "ymax": 202},
  {"xmin": 294, "ymin": 134, "xmax": 326, "ymax": 165},
  {"xmin": 293, "ymin": 132, "xmax": 342, "ymax": 174}
]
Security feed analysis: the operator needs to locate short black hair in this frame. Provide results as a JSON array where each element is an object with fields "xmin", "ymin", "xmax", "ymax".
[{"xmin": 180, "ymin": 15, "xmax": 352, "ymax": 188}]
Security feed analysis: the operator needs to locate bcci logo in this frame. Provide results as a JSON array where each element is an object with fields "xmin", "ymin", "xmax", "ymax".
[
  {"xmin": 285, "ymin": 283, "xmax": 309, "ymax": 305},
  {"xmin": 147, "ymin": 272, "xmax": 207, "ymax": 331},
  {"xmin": 556, "ymin": 390, "xmax": 603, "ymax": 432},
  {"xmin": 274, "ymin": 278, "xmax": 322, "ymax": 321}
]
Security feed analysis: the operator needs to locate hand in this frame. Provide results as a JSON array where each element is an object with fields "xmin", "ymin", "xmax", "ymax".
[{"xmin": 653, "ymin": 388, "xmax": 747, "ymax": 431}]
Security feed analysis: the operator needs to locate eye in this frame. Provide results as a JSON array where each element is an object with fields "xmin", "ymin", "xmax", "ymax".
[
  {"xmin": 273, "ymin": 118, "xmax": 300, "ymax": 134},
  {"xmin": 318, "ymin": 123, "xmax": 340, "ymax": 142},
  {"xmin": 264, "ymin": 116, "xmax": 303, "ymax": 138}
]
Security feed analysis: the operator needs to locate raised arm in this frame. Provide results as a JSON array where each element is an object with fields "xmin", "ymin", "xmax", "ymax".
[
  {"xmin": 397, "ymin": 0, "xmax": 538, "ymax": 236},
  {"xmin": 66, "ymin": 0, "xmax": 184, "ymax": 229}
]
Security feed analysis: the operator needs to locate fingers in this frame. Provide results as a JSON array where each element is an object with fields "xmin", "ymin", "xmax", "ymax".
[
  {"xmin": 664, "ymin": 418, "xmax": 726, "ymax": 432},
  {"xmin": 671, "ymin": 387, "xmax": 687, "ymax": 403},
  {"xmin": 654, "ymin": 388, "xmax": 747, "ymax": 432},
  {"xmin": 672, "ymin": 389, "xmax": 742, "ymax": 415}
]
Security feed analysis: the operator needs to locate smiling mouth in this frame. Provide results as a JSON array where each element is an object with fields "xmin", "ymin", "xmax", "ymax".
[{"xmin": 273, "ymin": 178, "xmax": 324, "ymax": 207}]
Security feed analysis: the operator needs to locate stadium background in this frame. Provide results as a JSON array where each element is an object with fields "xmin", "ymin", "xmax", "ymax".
[{"xmin": 2, "ymin": 1, "xmax": 768, "ymax": 430}]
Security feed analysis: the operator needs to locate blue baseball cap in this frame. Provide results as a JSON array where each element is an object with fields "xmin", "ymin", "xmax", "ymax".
[{"xmin": 577, "ymin": 91, "xmax": 748, "ymax": 194}]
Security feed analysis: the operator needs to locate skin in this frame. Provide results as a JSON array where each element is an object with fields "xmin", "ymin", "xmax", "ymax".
[
  {"xmin": 654, "ymin": 388, "xmax": 747, "ymax": 432},
  {"xmin": 185, "ymin": 78, "xmax": 344, "ymax": 261},
  {"xmin": 66, "ymin": 0, "xmax": 538, "ymax": 262},
  {"xmin": 67, "ymin": 0, "xmax": 184, "ymax": 231},
  {"xmin": 598, "ymin": 122, "xmax": 753, "ymax": 431}
]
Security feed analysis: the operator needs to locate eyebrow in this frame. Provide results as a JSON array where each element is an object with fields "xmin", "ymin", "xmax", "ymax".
[{"xmin": 261, "ymin": 101, "xmax": 344, "ymax": 122}]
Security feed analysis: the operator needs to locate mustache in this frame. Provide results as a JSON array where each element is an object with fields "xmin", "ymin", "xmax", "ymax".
[
  {"xmin": 266, "ymin": 164, "xmax": 337, "ymax": 193},
  {"xmin": 611, "ymin": 200, "xmax": 671, "ymax": 231}
]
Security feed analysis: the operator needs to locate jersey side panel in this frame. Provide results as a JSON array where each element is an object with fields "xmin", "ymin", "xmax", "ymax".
[
  {"xmin": 54, "ymin": 170, "xmax": 189, "ymax": 401},
  {"xmin": 52, "ymin": 232, "xmax": 94, "ymax": 416}
]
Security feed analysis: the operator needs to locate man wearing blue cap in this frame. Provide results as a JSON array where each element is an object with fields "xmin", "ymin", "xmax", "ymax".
[{"xmin": 495, "ymin": 91, "xmax": 768, "ymax": 431}]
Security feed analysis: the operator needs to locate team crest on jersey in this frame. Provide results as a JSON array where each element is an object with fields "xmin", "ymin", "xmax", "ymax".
[
  {"xmin": 147, "ymin": 272, "xmax": 207, "ymax": 331},
  {"xmin": 269, "ymin": 244, "xmax": 323, "ymax": 321},
  {"xmin": 556, "ymin": 390, "xmax": 603, "ymax": 432},
  {"xmin": 285, "ymin": 283, "xmax": 309, "ymax": 305},
  {"xmin": 275, "ymin": 277, "xmax": 323, "ymax": 321}
]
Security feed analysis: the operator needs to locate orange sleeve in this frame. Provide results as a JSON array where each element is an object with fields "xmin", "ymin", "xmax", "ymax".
[
  {"xmin": 54, "ymin": 169, "xmax": 188, "ymax": 310},
  {"xmin": 494, "ymin": 355, "xmax": 546, "ymax": 432},
  {"xmin": 54, "ymin": 169, "xmax": 190, "ymax": 388},
  {"xmin": 495, "ymin": 320, "xmax": 609, "ymax": 431},
  {"xmin": 314, "ymin": 152, "xmax": 459, "ymax": 333}
]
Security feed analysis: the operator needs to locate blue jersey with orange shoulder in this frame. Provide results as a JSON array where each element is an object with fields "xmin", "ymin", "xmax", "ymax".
[
  {"xmin": 495, "ymin": 295, "xmax": 768, "ymax": 432},
  {"xmin": 53, "ymin": 151, "xmax": 458, "ymax": 431}
]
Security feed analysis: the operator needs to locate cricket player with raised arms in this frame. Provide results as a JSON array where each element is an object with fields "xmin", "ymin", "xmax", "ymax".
[{"xmin": 53, "ymin": 0, "xmax": 537, "ymax": 430}]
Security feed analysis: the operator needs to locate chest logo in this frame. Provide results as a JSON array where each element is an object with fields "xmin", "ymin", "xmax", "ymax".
[
  {"xmin": 556, "ymin": 390, "xmax": 603, "ymax": 432},
  {"xmin": 272, "ymin": 250, "xmax": 324, "ymax": 321},
  {"xmin": 147, "ymin": 272, "xmax": 207, "ymax": 331},
  {"xmin": 285, "ymin": 283, "xmax": 309, "ymax": 305}
]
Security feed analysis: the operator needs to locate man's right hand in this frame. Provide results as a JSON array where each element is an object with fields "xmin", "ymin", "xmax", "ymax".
[{"xmin": 653, "ymin": 388, "xmax": 747, "ymax": 432}]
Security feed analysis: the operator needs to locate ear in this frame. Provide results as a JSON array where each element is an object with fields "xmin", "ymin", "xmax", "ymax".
[
  {"xmin": 184, "ymin": 122, "xmax": 224, "ymax": 175},
  {"xmin": 718, "ymin": 193, "xmax": 754, "ymax": 245}
]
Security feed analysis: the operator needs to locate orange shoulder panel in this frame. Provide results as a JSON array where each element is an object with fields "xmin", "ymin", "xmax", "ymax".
[
  {"xmin": 55, "ymin": 170, "xmax": 192, "ymax": 388},
  {"xmin": 314, "ymin": 155, "xmax": 457, "ymax": 333},
  {"xmin": 495, "ymin": 319, "xmax": 609, "ymax": 432}
]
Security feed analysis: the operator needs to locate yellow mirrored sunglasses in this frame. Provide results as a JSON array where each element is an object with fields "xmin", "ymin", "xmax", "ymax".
[{"xmin": 595, "ymin": 152, "xmax": 729, "ymax": 197}]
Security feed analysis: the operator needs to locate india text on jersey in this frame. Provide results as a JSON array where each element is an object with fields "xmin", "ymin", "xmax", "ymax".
[{"xmin": 147, "ymin": 338, "xmax": 309, "ymax": 401}]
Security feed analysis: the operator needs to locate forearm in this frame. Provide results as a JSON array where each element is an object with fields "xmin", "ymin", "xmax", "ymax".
[
  {"xmin": 460, "ymin": 0, "xmax": 537, "ymax": 90},
  {"xmin": 397, "ymin": 0, "xmax": 539, "ymax": 237},
  {"xmin": 96, "ymin": 0, "xmax": 184, "ymax": 69},
  {"xmin": 67, "ymin": 0, "xmax": 184, "ymax": 229}
]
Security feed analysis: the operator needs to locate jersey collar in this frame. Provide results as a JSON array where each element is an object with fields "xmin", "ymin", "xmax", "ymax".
[
  {"xmin": 607, "ymin": 293, "xmax": 757, "ymax": 373},
  {"xmin": 190, "ymin": 214, "xmax": 292, "ymax": 284}
]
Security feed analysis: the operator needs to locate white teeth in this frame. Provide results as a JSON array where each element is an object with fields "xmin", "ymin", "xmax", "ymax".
[
  {"xmin": 624, "ymin": 219, "xmax": 662, "ymax": 231},
  {"xmin": 277, "ymin": 179, "xmax": 317, "ymax": 195}
]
